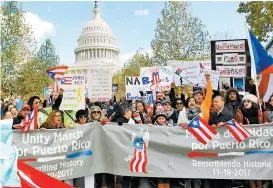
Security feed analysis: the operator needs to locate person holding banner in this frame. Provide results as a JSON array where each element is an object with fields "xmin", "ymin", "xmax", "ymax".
[
  {"xmin": 136, "ymin": 100, "xmax": 152, "ymax": 124},
  {"xmin": 177, "ymin": 97, "xmax": 201, "ymax": 124},
  {"xmin": 263, "ymin": 94, "xmax": 273, "ymax": 124},
  {"xmin": 75, "ymin": 109, "xmax": 89, "ymax": 125},
  {"xmin": 10, "ymin": 107, "xmax": 18, "ymax": 118},
  {"xmin": 89, "ymin": 106, "xmax": 105, "ymax": 122},
  {"xmin": 12, "ymin": 104, "xmax": 31, "ymax": 129},
  {"xmin": 40, "ymin": 110, "xmax": 65, "ymax": 130},
  {"xmin": 224, "ymin": 88, "xmax": 242, "ymax": 115}
]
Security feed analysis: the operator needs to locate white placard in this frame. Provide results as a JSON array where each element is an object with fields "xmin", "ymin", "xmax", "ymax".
[
  {"xmin": 199, "ymin": 69, "xmax": 220, "ymax": 90},
  {"xmin": 125, "ymin": 76, "xmax": 142, "ymax": 100},
  {"xmin": 140, "ymin": 66, "xmax": 173, "ymax": 91},
  {"xmin": 169, "ymin": 61, "xmax": 201, "ymax": 86},
  {"xmin": 59, "ymin": 75, "xmax": 85, "ymax": 110},
  {"xmin": 216, "ymin": 54, "xmax": 246, "ymax": 65},
  {"xmin": 216, "ymin": 66, "xmax": 246, "ymax": 78},
  {"xmin": 219, "ymin": 77, "xmax": 231, "ymax": 92},
  {"xmin": 215, "ymin": 40, "xmax": 245, "ymax": 53},
  {"xmin": 88, "ymin": 67, "xmax": 112, "ymax": 102}
]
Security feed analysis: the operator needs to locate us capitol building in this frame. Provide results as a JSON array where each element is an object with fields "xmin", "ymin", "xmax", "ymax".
[{"xmin": 67, "ymin": 1, "xmax": 121, "ymax": 75}]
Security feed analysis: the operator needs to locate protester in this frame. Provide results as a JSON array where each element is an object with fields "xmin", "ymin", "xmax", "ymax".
[
  {"xmin": 235, "ymin": 94, "xmax": 263, "ymax": 125},
  {"xmin": 193, "ymin": 89, "xmax": 203, "ymax": 108},
  {"xmin": 209, "ymin": 94, "xmax": 233, "ymax": 127},
  {"xmin": 224, "ymin": 88, "xmax": 242, "ymax": 115},
  {"xmin": 4, "ymin": 104, "xmax": 15, "ymax": 114},
  {"xmin": 27, "ymin": 96, "xmax": 41, "ymax": 111},
  {"xmin": 40, "ymin": 110, "xmax": 65, "ymax": 130},
  {"xmin": 13, "ymin": 104, "xmax": 31, "ymax": 129},
  {"xmin": 174, "ymin": 98, "xmax": 184, "ymax": 122},
  {"xmin": 3, "ymin": 111, "xmax": 14, "ymax": 120},
  {"xmin": 90, "ymin": 106, "xmax": 105, "ymax": 122},
  {"xmin": 178, "ymin": 97, "xmax": 201, "ymax": 124},
  {"xmin": 156, "ymin": 98, "xmax": 177, "ymax": 126},
  {"xmin": 263, "ymin": 94, "xmax": 273, "ymax": 123},
  {"xmin": 75, "ymin": 109, "xmax": 89, "ymax": 125},
  {"xmin": 247, "ymin": 79, "xmax": 257, "ymax": 96},
  {"xmin": 136, "ymin": 100, "xmax": 151, "ymax": 124},
  {"xmin": 10, "ymin": 107, "xmax": 18, "ymax": 118}
]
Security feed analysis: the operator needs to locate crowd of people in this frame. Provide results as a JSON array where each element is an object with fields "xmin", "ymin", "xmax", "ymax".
[{"xmin": 1, "ymin": 74, "xmax": 273, "ymax": 188}]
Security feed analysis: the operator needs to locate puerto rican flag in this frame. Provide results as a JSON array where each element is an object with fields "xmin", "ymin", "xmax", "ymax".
[
  {"xmin": 247, "ymin": 29, "xmax": 273, "ymax": 102},
  {"xmin": 224, "ymin": 119, "xmax": 252, "ymax": 142},
  {"xmin": 130, "ymin": 137, "xmax": 147, "ymax": 174},
  {"xmin": 61, "ymin": 76, "xmax": 73, "ymax": 85},
  {"xmin": 22, "ymin": 107, "xmax": 38, "ymax": 132},
  {"xmin": 186, "ymin": 116, "xmax": 217, "ymax": 145},
  {"xmin": 46, "ymin": 66, "xmax": 68, "ymax": 81}
]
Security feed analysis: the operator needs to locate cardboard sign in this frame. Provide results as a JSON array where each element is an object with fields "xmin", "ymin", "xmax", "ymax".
[
  {"xmin": 88, "ymin": 67, "xmax": 112, "ymax": 102},
  {"xmin": 59, "ymin": 75, "xmax": 85, "ymax": 110},
  {"xmin": 216, "ymin": 54, "xmax": 246, "ymax": 65},
  {"xmin": 169, "ymin": 61, "xmax": 201, "ymax": 86},
  {"xmin": 215, "ymin": 40, "xmax": 245, "ymax": 53},
  {"xmin": 216, "ymin": 66, "xmax": 246, "ymax": 78},
  {"xmin": 199, "ymin": 69, "xmax": 220, "ymax": 90},
  {"xmin": 140, "ymin": 66, "xmax": 173, "ymax": 91},
  {"xmin": 125, "ymin": 76, "xmax": 142, "ymax": 100}
]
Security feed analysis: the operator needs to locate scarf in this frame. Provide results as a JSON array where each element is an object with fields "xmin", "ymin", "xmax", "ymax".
[
  {"xmin": 242, "ymin": 107, "xmax": 259, "ymax": 124},
  {"xmin": 165, "ymin": 108, "xmax": 174, "ymax": 119},
  {"xmin": 186, "ymin": 107, "xmax": 201, "ymax": 120}
]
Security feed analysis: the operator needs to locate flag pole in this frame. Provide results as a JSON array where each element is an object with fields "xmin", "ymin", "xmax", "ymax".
[{"xmin": 245, "ymin": 24, "xmax": 262, "ymax": 110}]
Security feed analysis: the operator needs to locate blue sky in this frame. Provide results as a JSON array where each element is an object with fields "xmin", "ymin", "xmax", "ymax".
[{"xmin": 22, "ymin": 1, "xmax": 247, "ymax": 66}]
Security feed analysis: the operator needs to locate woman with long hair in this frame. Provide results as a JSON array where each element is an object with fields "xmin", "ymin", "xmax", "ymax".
[
  {"xmin": 90, "ymin": 106, "xmax": 105, "ymax": 122},
  {"xmin": 40, "ymin": 110, "xmax": 65, "ymax": 129},
  {"xmin": 135, "ymin": 100, "xmax": 152, "ymax": 124}
]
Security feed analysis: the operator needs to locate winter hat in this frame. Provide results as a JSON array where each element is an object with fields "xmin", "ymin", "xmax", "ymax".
[
  {"xmin": 153, "ymin": 112, "xmax": 167, "ymax": 121},
  {"xmin": 21, "ymin": 104, "xmax": 31, "ymax": 111},
  {"xmin": 161, "ymin": 98, "xmax": 172, "ymax": 105},
  {"xmin": 243, "ymin": 94, "xmax": 258, "ymax": 104},
  {"xmin": 193, "ymin": 90, "xmax": 202, "ymax": 96}
]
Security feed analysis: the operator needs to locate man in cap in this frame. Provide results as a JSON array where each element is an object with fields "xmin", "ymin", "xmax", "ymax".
[{"xmin": 193, "ymin": 89, "xmax": 203, "ymax": 108}]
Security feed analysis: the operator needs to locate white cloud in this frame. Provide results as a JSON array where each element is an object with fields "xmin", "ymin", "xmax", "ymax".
[
  {"xmin": 119, "ymin": 51, "xmax": 136, "ymax": 65},
  {"xmin": 24, "ymin": 12, "xmax": 55, "ymax": 43},
  {"xmin": 134, "ymin": 9, "xmax": 150, "ymax": 16}
]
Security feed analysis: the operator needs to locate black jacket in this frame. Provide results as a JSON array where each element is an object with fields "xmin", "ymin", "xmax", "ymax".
[
  {"xmin": 247, "ymin": 84, "xmax": 257, "ymax": 96},
  {"xmin": 209, "ymin": 106, "xmax": 233, "ymax": 125},
  {"xmin": 12, "ymin": 115, "xmax": 25, "ymax": 129}
]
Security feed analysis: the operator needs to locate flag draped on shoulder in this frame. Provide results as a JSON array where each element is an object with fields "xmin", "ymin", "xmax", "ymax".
[
  {"xmin": 46, "ymin": 66, "xmax": 68, "ymax": 81},
  {"xmin": 21, "ymin": 107, "xmax": 38, "ymax": 132},
  {"xmin": 247, "ymin": 29, "xmax": 273, "ymax": 101},
  {"xmin": 186, "ymin": 116, "xmax": 217, "ymax": 145},
  {"xmin": 224, "ymin": 119, "xmax": 252, "ymax": 142}
]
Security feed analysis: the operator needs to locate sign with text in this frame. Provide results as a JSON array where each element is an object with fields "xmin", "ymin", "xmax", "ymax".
[
  {"xmin": 216, "ymin": 54, "xmax": 246, "ymax": 65},
  {"xmin": 12, "ymin": 124, "xmax": 273, "ymax": 180},
  {"xmin": 88, "ymin": 67, "xmax": 112, "ymax": 102},
  {"xmin": 125, "ymin": 76, "xmax": 142, "ymax": 100},
  {"xmin": 199, "ymin": 69, "xmax": 220, "ymax": 90},
  {"xmin": 216, "ymin": 66, "xmax": 246, "ymax": 78},
  {"xmin": 168, "ymin": 61, "xmax": 201, "ymax": 87},
  {"xmin": 140, "ymin": 66, "xmax": 173, "ymax": 91},
  {"xmin": 59, "ymin": 75, "xmax": 85, "ymax": 110},
  {"xmin": 215, "ymin": 40, "xmax": 245, "ymax": 53}
]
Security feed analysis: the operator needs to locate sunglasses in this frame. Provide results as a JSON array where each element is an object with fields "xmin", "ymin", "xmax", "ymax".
[
  {"xmin": 92, "ymin": 111, "xmax": 101, "ymax": 114},
  {"xmin": 243, "ymin": 100, "xmax": 252, "ymax": 104},
  {"xmin": 79, "ymin": 115, "xmax": 87, "ymax": 118},
  {"xmin": 176, "ymin": 102, "xmax": 183, "ymax": 105}
]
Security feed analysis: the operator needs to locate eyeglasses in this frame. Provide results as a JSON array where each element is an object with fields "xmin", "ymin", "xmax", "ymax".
[
  {"xmin": 92, "ymin": 111, "xmax": 101, "ymax": 114},
  {"xmin": 79, "ymin": 115, "xmax": 87, "ymax": 118},
  {"xmin": 243, "ymin": 100, "xmax": 252, "ymax": 104},
  {"xmin": 176, "ymin": 102, "xmax": 183, "ymax": 105}
]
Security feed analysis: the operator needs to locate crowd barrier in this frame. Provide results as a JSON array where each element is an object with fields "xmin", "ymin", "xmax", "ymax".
[{"xmin": 12, "ymin": 123, "xmax": 273, "ymax": 187}]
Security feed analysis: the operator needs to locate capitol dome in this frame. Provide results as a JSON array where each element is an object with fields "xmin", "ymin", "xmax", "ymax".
[{"xmin": 74, "ymin": 1, "xmax": 120, "ymax": 69}]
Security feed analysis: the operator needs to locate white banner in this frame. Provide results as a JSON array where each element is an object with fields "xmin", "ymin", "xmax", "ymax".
[
  {"xmin": 215, "ymin": 40, "xmax": 245, "ymax": 53},
  {"xmin": 88, "ymin": 67, "xmax": 112, "ymax": 102},
  {"xmin": 199, "ymin": 69, "xmax": 220, "ymax": 90},
  {"xmin": 216, "ymin": 54, "xmax": 246, "ymax": 65},
  {"xmin": 140, "ymin": 66, "xmax": 173, "ymax": 91},
  {"xmin": 59, "ymin": 75, "xmax": 85, "ymax": 110},
  {"xmin": 168, "ymin": 61, "xmax": 201, "ymax": 86},
  {"xmin": 216, "ymin": 66, "xmax": 246, "ymax": 78},
  {"xmin": 125, "ymin": 76, "xmax": 142, "ymax": 100}
]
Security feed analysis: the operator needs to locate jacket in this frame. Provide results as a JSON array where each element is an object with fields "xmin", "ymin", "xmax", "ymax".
[
  {"xmin": 224, "ymin": 88, "xmax": 242, "ymax": 115},
  {"xmin": 209, "ymin": 106, "xmax": 233, "ymax": 125},
  {"xmin": 234, "ymin": 108, "xmax": 263, "ymax": 124}
]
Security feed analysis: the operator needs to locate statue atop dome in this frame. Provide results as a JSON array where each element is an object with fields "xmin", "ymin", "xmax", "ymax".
[{"xmin": 93, "ymin": 1, "xmax": 100, "ymax": 19}]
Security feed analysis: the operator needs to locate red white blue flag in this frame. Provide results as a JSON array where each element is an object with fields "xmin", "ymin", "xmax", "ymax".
[
  {"xmin": 61, "ymin": 76, "xmax": 73, "ymax": 85},
  {"xmin": 224, "ymin": 119, "xmax": 252, "ymax": 142},
  {"xmin": 22, "ymin": 107, "xmax": 38, "ymax": 132},
  {"xmin": 247, "ymin": 29, "xmax": 273, "ymax": 101},
  {"xmin": 130, "ymin": 137, "xmax": 147, "ymax": 174},
  {"xmin": 186, "ymin": 116, "xmax": 217, "ymax": 145},
  {"xmin": 46, "ymin": 66, "xmax": 68, "ymax": 81}
]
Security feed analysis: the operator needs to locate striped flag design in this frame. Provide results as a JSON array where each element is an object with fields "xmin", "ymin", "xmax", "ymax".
[
  {"xmin": 61, "ymin": 76, "xmax": 73, "ymax": 85},
  {"xmin": 130, "ymin": 137, "xmax": 147, "ymax": 174},
  {"xmin": 22, "ymin": 107, "xmax": 38, "ymax": 132},
  {"xmin": 46, "ymin": 66, "xmax": 68, "ymax": 81},
  {"xmin": 187, "ymin": 116, "xmax": 217, "ymax": 145},
  {"xmin": 224, "ymin": 119, "xmax": 252, "ymax": 142}
]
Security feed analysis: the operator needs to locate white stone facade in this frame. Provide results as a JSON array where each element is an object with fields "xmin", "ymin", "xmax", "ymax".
[{"xmin": 68, "ymin": 1, "xmax": 120, "ymax": 73}]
